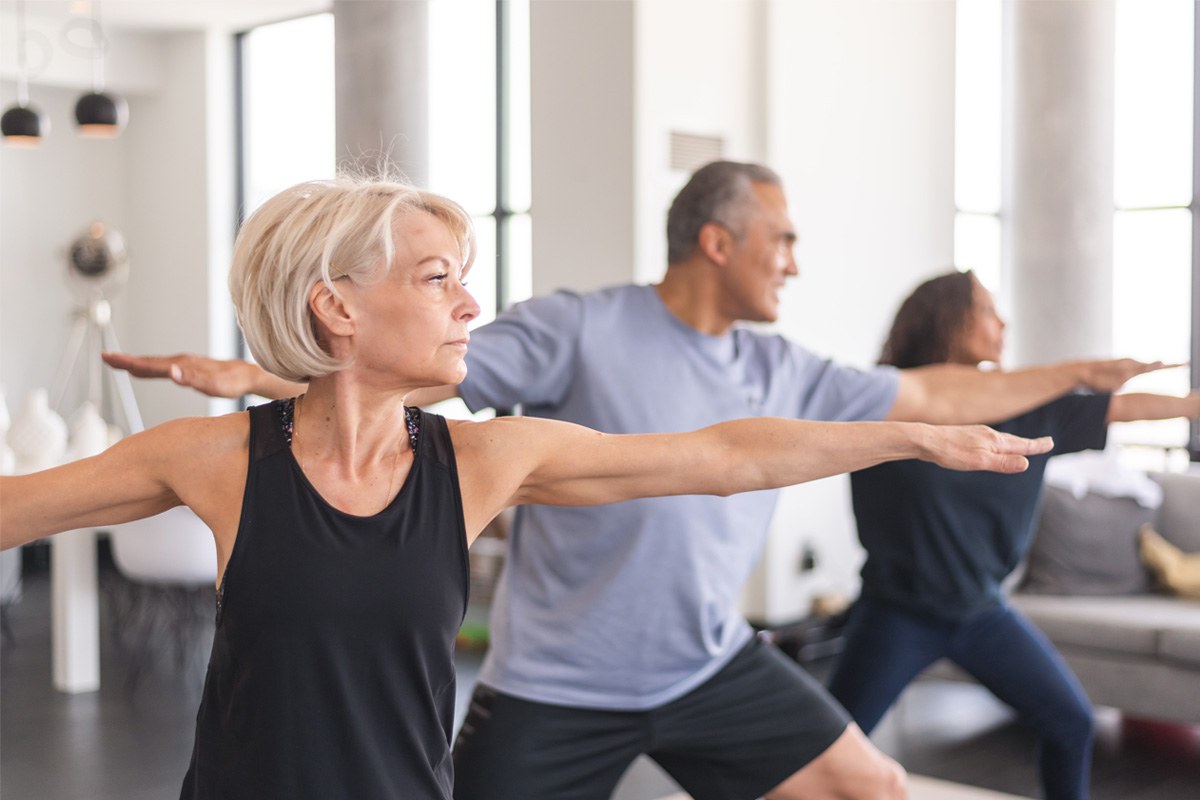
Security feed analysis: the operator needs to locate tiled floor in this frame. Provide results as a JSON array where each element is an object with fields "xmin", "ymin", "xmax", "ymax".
[{"xmin": 3, "ymin": 567, "xmax": 1199, "ymax": 800}]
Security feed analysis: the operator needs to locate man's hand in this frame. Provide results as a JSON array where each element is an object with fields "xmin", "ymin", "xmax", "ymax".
[
  {"xmin": 101, "ymin": 352, "xmax": 287, "ymax": 399},
  {"xmin": 920, "ymin": 424, "xmax": 1055, "ymax": 474},
  {"xmin": 1074, "ymin": 359, "xmax": 1181, "ymax": 392}
]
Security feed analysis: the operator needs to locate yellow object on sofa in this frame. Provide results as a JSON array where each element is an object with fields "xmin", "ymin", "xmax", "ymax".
[{"xmin": 1140, "ymin": 524, "xmax": 1200, "ymax": 600}]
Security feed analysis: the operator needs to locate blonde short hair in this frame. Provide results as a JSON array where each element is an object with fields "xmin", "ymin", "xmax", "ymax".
[{"xmin": 229, "ymin": 176, "xmax": 475, "ymax": 382}]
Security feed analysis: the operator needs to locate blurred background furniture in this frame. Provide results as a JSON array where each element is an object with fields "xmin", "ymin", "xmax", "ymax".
[{"xmin": 106, "ymin": 506, "xmax": 217, "ymax": 693}]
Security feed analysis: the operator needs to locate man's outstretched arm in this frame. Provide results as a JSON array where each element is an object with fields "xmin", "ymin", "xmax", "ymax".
[
  {"xmin": 102, "ymin": 352, "xmax": 301, "ymax": 400},
  {"xmin": 887, "ymin": 359, "xmax": 1177, "ymax": 425}
]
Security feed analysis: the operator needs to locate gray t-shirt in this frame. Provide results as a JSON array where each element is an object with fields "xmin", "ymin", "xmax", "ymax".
[{"xmin": 459, "ymin": 284, "xmax": 898, "ymax": 709}]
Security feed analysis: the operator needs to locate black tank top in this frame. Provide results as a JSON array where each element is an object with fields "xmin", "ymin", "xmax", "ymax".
[{"xmin": 180, "ymin": 399, "xmax": 469, "ymax": 799}]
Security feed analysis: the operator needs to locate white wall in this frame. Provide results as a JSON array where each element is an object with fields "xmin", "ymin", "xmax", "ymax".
[
  {"xmin": 0, "ymin": 81, "xmax": 131, "ymax": 425},
  {"xmin": 1, "ymin": 21, "xmax": 236, "ymax": 436},
  {"xmin": 632, "ymin": 0, "xmax": 766, "ymax": 283},
  {"xmin": 529, "ymin": 0, "xmax": 637, "ymax": 295},
  {"xmin": 530, "ymin": 0, "xmax": 767, "ymax": 293},
  {"xmin": 121, "ymin": 30, "xmax": 237, "ymax": 428},
  {"xmin": 0, "ymin": 9, "xmax": 164, "ymax": 94}
]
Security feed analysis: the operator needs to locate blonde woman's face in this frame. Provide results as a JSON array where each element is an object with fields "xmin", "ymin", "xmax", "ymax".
[{"xmin": 344, "ymin": 211, "xmax": 480, "ymax": 389}]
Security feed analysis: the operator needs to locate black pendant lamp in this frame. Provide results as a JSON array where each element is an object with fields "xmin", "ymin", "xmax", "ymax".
[
  {"xmin": 75, "ymin": 90, "xmax": 126, "ymax": 137},
  {"xmin": 2, "ymin": 0, "xmax": 49, "ymax": 148},
  {"xmin": 75, "ymin": 0, "xmax": 127, "ymax": 138}
]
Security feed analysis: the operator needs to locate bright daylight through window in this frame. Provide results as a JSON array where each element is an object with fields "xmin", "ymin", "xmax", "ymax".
[{"xmin": 954, "ymin": 0, "xmax": 1196, "ymax": 457}]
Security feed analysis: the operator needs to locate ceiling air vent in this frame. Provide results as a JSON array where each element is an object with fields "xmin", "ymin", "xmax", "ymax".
[{"xmin": 669, "ymin": 131, "xmax": 724, "ymax": 173}]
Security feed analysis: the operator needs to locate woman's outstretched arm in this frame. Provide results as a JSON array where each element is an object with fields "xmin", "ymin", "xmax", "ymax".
[
  {"xmin": 0, "ymin": 415, "xmax": 245, "ymax": 551},
  {"xmin": 1107, "ymin": 390, "xmax": 1200, "ymax": 424},
  {"xmin": 889, "ymin": 359, "xmax": 1177, "ymax": 425},
  {"xmin": 101, "ymin": 352, "xmax": 302, "ymax": 400},
  {"xmin": 452, "ymin": 417, "xmax": 1052, "ymax": 539}
]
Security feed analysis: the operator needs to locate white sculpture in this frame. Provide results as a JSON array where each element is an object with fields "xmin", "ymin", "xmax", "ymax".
[{"xmin": 8, "ymin": 388, "xmax": 68, "ymax": 474}]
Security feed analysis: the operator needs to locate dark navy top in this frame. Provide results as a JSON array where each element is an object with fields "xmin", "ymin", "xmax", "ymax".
[
  {"xmin": 850, "ymin": 393, "xmax": 1110, "ymax": 621},
  {"xmin": 181, "ymin": 400, "xmax": 470, "ymax": 799}
]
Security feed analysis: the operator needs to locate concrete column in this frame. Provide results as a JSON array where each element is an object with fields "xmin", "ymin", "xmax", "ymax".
[
  {"xmin": 333, "ymin": 0, "xmax": 429, "ymax": 184},
  {"xmin": 529, "ymin": 0, "xmax": 636, "ymax": 294},
  {"xmin": 1004, "ymin": 0, "xmax": 1115, "ymax": 365}
]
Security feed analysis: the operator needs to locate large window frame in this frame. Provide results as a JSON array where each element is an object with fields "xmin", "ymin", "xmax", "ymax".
[
  {"xmin": 955, "ymin": 0, "xmax": 1199, "ymax": 462},
  {"xmin": 232, "ymin": 3, "xmax": 532, "ymax": 367}
]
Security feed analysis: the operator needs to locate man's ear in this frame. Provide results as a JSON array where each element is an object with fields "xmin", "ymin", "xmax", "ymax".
[
  {"xmin": 696, "ymin": 222, "xmax": 732, "ymax": 267},
  {"xmin": 309, "ymin": 281, "xmax": 356, "ymax": 338}
]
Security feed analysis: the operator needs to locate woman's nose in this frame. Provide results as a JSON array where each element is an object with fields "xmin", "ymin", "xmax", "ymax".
[{"xmin": 458, "ymin": 284, "xmax": 481, "ymax": 321}]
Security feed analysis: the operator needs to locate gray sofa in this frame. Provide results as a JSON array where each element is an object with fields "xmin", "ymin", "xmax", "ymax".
[{"xmin": 931, "ymin": 467, "xmax": 1200, "ymax": 725}]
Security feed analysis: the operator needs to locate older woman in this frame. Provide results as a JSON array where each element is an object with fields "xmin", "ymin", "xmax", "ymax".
[
  {"xmin": 828, "ymin": 269, "xmax": 1200, "ymax": 800},
  {"xmin": 1, "ymin": 180, "xmax": 1051, "ymax": 800}
]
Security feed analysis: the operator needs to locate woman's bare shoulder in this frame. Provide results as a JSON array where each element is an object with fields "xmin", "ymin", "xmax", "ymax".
[
  {"xmin": 444, "ymin": 416, "xmax": 532, "ymax": 449},
  {"xmin": 119, "ymin": 411, "xmax": 251, "ymax": 473},
  {"xmin": 147, "ymin": 410, "xmax": 250, "ymax": 446}
]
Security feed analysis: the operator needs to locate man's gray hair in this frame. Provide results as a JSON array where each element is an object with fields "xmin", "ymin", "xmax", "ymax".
[{"xmin": 665, "ymin": 160, "xmax": 782, "ymax": 264}]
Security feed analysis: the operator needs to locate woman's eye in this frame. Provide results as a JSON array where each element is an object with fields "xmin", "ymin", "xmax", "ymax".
[{"xmin": 429, "ymin": 273, "xmax": 448, "ymax": 284}]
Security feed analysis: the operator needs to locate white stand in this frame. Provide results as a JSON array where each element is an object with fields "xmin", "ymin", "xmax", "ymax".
[
  {"xmin": 51, "ymin": 529, "xmax": 100, "ymax": 693},
  {"xmin": 45, "ymin": 294, "xmax": 140, "ymax": 694},
  {"xmin": 50, "ymin": 295, "xmax": 143, "ymax": 434},
  {"xmin": 51, "ymin": 405, "xmax": 111, "ymax": 694}
]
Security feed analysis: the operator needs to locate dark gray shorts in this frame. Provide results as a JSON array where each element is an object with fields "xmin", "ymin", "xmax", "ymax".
[{"xmin": 451, "ymin": 637, "xmax": 850, "ymax": 800}]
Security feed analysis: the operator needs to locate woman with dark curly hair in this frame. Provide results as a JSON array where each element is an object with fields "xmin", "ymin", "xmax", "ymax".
[{"xmin": 827, "ymin": 270, "xmax": 1200, "ymax": 800}]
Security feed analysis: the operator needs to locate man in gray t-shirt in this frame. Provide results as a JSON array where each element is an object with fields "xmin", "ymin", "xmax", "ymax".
[{"xmin": 105, "ymin": 161, "xmax": 1161, "ymax": 800}]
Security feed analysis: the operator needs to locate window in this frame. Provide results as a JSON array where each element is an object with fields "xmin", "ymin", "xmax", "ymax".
[
  {"xmin": 238, "ymin": 14, "xmax": 336, "ymax": 220},
  {"xmin": 953, "ymin": 0, "xmax": 1002, "ymax": 296},
  {"xmin": 1110, "ymin": 0, "xmax": 1194, "ymax": 454},
  {"xmin": 235, "ymin": 2, "xmax": 533, "ymax": 350},
  {"xmin": 954, "ymin": 0, "xmax": 1197, "ymax": 458},
  {"xmin": 429, "ymin": 0, "xmax": 532, "ymax": 326}
]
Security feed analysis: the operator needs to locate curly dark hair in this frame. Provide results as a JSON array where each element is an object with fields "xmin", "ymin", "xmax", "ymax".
[{"xmin": 879, "ymin": 270, "xmax": 977, "ymax": 368}]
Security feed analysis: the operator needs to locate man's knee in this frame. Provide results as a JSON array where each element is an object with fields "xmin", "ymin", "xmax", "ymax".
[{"xmin": 767, "ymin": 724, "xmax": 907, "ymax": 800}]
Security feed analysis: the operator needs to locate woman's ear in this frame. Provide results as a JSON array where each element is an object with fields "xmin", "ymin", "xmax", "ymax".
[
  {"xmin": 697, "ymin": 221, "xmax": 732, "ymax": 267},
  {"xmin": 309, "ymin": 281, "xmax": 356, "ymax": 338}
]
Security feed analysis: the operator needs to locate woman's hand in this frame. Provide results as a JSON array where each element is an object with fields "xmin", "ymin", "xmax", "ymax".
[
  {"xmin": 915, "ymin": 424, "xmax": 1054, "ymax": 473},
  {"xmin": 1107, "ymin": 390, "xmax": 1200, "ymax": 424}
]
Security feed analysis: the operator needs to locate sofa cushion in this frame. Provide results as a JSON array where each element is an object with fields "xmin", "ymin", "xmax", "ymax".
[
  {"xmin": 1011, "ymin": 594, "xmax": 1197, "ymax": 659},
  {"xmin": 1160, "ymin": 623, "xmax": 1200, "ymax": 668},
  {"xmin": 1021, "ymin": 486, "xmax": 1154, "ymax": 596},
  {"xmin": 1152, "ymin": 471, "xmax": 1200, "ymax": 552}
]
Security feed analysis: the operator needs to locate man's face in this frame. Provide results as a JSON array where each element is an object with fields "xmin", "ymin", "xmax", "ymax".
[{"xmin": 716, "ymin": 182, "xmax": 799, "ymax": 324}]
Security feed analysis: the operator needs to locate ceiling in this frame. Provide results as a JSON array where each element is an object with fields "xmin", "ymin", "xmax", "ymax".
[{"xmin": 19, "ymin": 0, "xmax": 331, "ymax": 33}]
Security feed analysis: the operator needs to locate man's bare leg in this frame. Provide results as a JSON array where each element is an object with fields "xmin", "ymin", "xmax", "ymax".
[{"xmin": 766, "ymin": 724, "xmax": 906, "ymax": 800}]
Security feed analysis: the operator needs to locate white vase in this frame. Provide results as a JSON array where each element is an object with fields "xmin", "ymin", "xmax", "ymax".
[
  {"xmin": 8, "ymin": 389, "xmax": 68, "ymax": 473},
  {"xmin": 68, "ymin": 402, "xmax": 112, "ymax": 460}
]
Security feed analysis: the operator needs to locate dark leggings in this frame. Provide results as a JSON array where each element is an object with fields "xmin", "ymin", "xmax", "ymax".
[{"xmin": 827, "ymin": 598, "xmax": 1095, "ymax": 800}]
